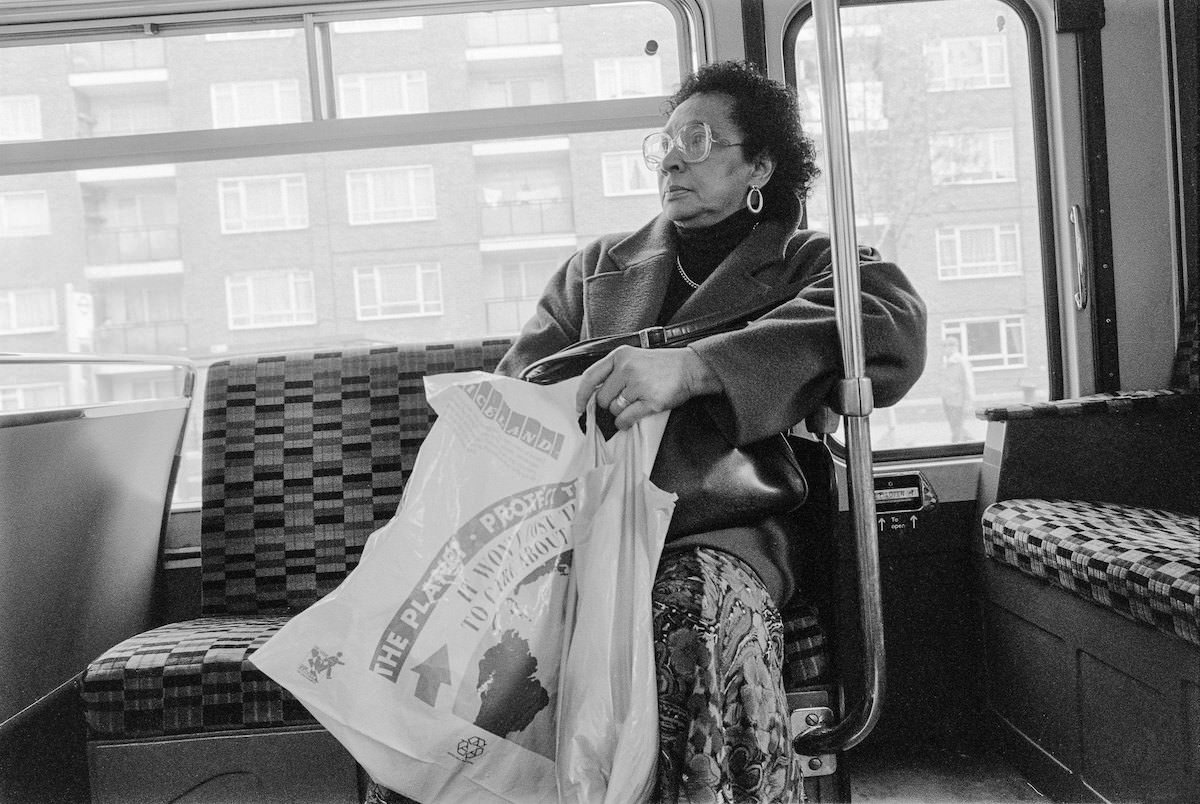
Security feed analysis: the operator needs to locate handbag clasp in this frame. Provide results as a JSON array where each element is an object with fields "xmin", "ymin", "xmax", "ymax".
[{"xmin": 637, "ymin": 326, "xmax": 666, "ymax": 348}]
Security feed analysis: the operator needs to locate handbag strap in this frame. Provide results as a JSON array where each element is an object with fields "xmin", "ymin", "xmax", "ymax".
[
  {"xmin": 521, "ymin": 275, "xmax": 808, "ymax": 383},
  {"xmin": 621, "ymin": 275, "xmax": 808, "ymax": 349}
]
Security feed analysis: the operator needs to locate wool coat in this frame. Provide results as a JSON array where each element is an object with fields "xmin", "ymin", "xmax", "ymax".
[{"xmin": 495, "ymin": 209, "xmax": 927, "ymax": 607}]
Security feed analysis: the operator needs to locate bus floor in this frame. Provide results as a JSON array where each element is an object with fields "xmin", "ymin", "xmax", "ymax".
[{"xmin": 846, "ymin": 740, "xmax": 1046, "ymax": 803}]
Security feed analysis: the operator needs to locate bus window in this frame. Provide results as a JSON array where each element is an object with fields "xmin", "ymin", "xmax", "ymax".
[
  {"xmin": 0, "ymin": 1, "xmax": 687, "ymax": 505},
  {"xmin": 790, "ymin": 0, "xmax": 1052, "ymax": 451}
]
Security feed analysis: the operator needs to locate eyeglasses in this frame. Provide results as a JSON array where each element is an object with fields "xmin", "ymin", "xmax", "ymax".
[{"xmin": 642, "ymin": 122, "xmax": 745, "ymax": 170}]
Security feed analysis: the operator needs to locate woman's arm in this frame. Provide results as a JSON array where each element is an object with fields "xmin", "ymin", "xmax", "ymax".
[{"xmin": 692, "ymin": 235, "xmax": 928, "ymax": 444}]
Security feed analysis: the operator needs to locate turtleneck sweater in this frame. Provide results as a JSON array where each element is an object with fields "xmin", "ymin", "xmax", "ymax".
[{"xmin": 657, "ymin": 207, "xmax": 761, "ymax": 324}]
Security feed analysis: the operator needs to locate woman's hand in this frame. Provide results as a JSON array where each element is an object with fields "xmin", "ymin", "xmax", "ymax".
[{"xmin": 575, "ymin": 345, "xmax": 723, "ymax": 429}]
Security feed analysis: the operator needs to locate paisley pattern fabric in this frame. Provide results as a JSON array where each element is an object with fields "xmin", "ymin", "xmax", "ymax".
[
  {"xmin": 364, "ymin": 546, "xmax": 799, "ymax": 804},
  {"xmin": 652, "ymin": 548, "xmax": 800, "ymax": 804}
]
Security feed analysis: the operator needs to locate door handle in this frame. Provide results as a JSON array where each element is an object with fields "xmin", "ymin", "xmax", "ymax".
[{"xmin": 1069, "ymin": 204, "xmax": 1089, "ymax": 311}]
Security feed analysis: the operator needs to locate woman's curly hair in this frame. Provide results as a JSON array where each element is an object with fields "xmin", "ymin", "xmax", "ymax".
[{"xmin": 666, "ymin": 60, "xmax": 818, "ymax": 221}]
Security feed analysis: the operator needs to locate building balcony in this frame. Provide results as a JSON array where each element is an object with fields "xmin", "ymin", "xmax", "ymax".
[
  {"xmin": 479, "ymin": 199, "xmax": 573, "ymax": 239},
  {"xmin": 86, "ymin": 226, "xmax": 181, "ymax": 265},
  {"xmin": 94, "ymin": 320, "xmax": 189, "ymax": 355}
]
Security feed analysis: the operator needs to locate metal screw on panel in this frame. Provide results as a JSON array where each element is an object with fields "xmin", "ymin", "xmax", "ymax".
[
  {"xmin": 808, "ymin": 758, "xmax": 823, "ymax": 771},
  {"xmin": 805, "ymin": 713, "xmax": 822, "ymax": 726}
]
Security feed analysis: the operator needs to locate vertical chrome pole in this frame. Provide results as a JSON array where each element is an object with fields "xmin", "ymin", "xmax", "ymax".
[{"xmin": 794, "ymin": 0, "xmax": 886, "ymax": 755}]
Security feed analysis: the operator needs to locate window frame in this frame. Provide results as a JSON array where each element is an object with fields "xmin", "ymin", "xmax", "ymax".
[
  {"xmin": 941, "ymin": 314, "xmax": 1028, "ymax": 371},
  {"xmin": 0, "ymin": 94, "xmax": 42, "ymax": 141},
  {"xmin": 924, "ymin": 34, "xmax": 1011, "ymax": 92},
  {"xmin": 353, "ymin": 263, "xmax": 444, "ymax": 320},
  {"xmin": 337, "ymin": 71, "xmax": 429, "ymax": 118},
  {"xmin": 0, "ymin": 3, "xmax": 682, "ymax": 178},
  {"xmin": 210, "ymin": 79, "xmax": 303, "ymax": 128},
  {"xmin": 781, "ymin": 0, "xmax": 1064, "ymax": 461},
  {"xmin": 601, "ymin": 150, "xmax": 658, "ymax": 196},
  {"xmin": 935, "ymin": 223, "xmax": 1022, "ymax": 279},
  {"xmin": 929, "ymin": 127, "xmax": 1018, "ymax": 185},
  {"xmin": 0, "ymin": 0, "xmax": 698, "ymax": 511},
  {"xmin": 345, "ymin": 165, "xmax": 437, "ymax": 225},
  {"xmin": 225, "ymin": 268, "xmax": 316, "ymax": 329},
  {"xmin": 0, "ymin": 189, "xmax": 51, "ymax": 236},
  {"xmin": 218, "ymin": 173, "xmax": 309, "ymax": 233},
  {"xmin": 0, "ymin": 287, "xmax": 59, "ymax": 333}
]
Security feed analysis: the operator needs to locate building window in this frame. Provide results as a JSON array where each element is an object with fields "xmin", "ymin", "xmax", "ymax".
[
  {"xmin": 0, "ymin": 191, "xmax": 50, "ymax": 237},
  {"xmin": 802, "ymin": 81, "xmax": 888, "ymax": 131},
  {"xmin": 925, "ymin": 36, "xmax": 1010, "ymax": 91},
  {"xmin": 0, "ymin": 95, "xmax": 42, "ymax": 141},
  {"xmin": 936, "ymin": 224, "xmax": 1021, "ymax": 278},
  {"xmin": 333, "ymin": 18, "xmax": 424, "ymax": 33},
  {"xmin": 354, "ymin": 264, "xmax": 443, "ymax": 319},
  {"xmin": 346, "ymin": 166, "xmax": 436, "ymax": 224},
  {"xmin": 602, "ymin": 152, "xmax": 657, "ymax": 196},
  {"xmin": 485, "ymin": 260, "xmax": 556, "ymax": 333},
  {"xmin": 466, "ymin": 9, "xmax": 559, "ymax": 47},
  {"xmin": 205, "ymin": 29, "xmax": 297, "ymax": 41},
  {"xmin": 0, "ymin": 383, "xmax": 65, "ymax": 412},
  {"xmin": 930, "ymin": 128, "xmax": 1016, "ymax": 184},
  {"xmin": 942, "ymin": 316, "xmax": 1026, "ymax": 370},
  {"xmin": 594, "ymin": 57, "xmax": 663, "ymax": 100},
  {"xmin": 472, "ymin": 76, "xmax": 552, "ymax": 108},
  {"xmin": 67, "ymin": 39, "xmax": 165, "ymax": 72},
  {"xmin": 339, "ymin": 72, "xmax": 429, "ymax": 117},
  {"xmin": 218, "ymin": 174, "xmax": 308, "ymax": 233},
  {"xmin": 210, "ymin": 80, "xmax": 302, "ymax": 127},
  {"xmin": 226, "ymin": 270, "xmax": 315, "ymax": 329},
  {"xmin": 0, "ymin": 287, "xmax": 58, "ymax": 334}
]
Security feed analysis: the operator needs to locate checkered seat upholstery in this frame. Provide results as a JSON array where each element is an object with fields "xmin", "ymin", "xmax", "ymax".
[
  {"xmin": 81, "ymin": 341, "xmax": 514, "ymax": 740},
  {"xmin": 81, "ymin": 339, "xmax": 834, "ymax": 742},
  {"xmin": 978, "ymin": 285, "xmax": 1199, "ymax": 642},
  {"xmin": 981, "ymin": 499, "xmax": 1199, "ymax": 645}
]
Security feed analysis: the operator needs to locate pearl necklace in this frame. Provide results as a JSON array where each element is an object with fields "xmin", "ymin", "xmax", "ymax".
[{"xmin": 675, "ymin": 256, "xmax": 701, "ymax": 290}]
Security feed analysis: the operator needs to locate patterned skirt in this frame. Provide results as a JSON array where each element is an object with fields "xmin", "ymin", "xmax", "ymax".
[
  {"xmin": 365, "ymin": 546, "xmax": 800, "ymax": 804},
  {"xmin": 651, "ymin": 547, "xmax": 800, "ymax": 804}
]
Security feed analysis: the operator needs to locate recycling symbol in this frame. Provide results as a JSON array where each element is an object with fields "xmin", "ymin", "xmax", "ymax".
[{"xmin": 456, "ymin": 735, "xmax": 487, "ymax": 762}]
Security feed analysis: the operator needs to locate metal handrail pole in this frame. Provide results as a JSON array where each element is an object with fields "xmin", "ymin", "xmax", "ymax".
[
  {"xmin": 793, "ymin": 0, "xmax": 886, "ymax": 756},
  {"xmin": 0, "ymin": 352, "xmax": 197, "ymax": 400}
]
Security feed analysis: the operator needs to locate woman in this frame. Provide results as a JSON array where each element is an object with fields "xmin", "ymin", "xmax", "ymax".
[{"xmin": 368, "ymin": 60, "xmax": 925, "ymax": 803}]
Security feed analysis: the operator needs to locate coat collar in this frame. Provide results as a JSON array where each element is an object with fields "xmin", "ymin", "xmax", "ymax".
[{"xmin": 584, "ymin": 211, "xmax": 801, "ymax": 337}]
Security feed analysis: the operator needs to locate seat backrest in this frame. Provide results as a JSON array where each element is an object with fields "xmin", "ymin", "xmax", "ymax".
[
  {"xmin": 1171, "ymin": 284, "xmax": 1198, "ymax": 391},
  {"xmin": 200, "ymin": 339, "xmax": 513, "ymax": 616}
]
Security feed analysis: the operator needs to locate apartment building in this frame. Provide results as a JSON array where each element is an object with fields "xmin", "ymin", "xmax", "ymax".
[{"xmin": 1, "ymin": 1, "xmax": 1047, "ymax": 469}]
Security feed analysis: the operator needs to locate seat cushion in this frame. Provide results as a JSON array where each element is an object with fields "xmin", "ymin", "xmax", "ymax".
[
  {"xmin": 82, "ymin": 610, "xmax": 830, "ymax": 741},
  {"xmin": 82, "ymin": 616, "xmax": 313, "ymax": 739},
  {"xmin": 982, "ymin": 498, "xmax": 1200, "ymax": 646}
]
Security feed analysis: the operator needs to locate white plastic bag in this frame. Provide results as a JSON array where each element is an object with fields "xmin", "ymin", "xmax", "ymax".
[
  {"xmin": 251, "ymin": 371, "xmax": 590, "ymax": 804},
  {"xmin": 556, "ymin": 407, "xmax": 675, "ymax": 804}
]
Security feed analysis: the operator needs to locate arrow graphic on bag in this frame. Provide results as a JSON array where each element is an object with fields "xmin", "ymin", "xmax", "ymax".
[{"xmin": 412, "ymin": 644, "xmax": 451, "ymax": 706}]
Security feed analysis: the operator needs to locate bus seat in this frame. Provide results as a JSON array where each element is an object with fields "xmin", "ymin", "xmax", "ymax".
[
  {"xmin": 974, "ymin": 287, "xmax": 1199, "ymax": 804},
  {"xmin": 79, "ymin": 339, "xmax": 840, "ymax": 803},
  {"xmin": 81, "ymin": 341, "xmax": 513, "ymax": 804}
]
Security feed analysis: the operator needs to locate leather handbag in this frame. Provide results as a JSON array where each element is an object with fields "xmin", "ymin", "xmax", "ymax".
[{"xmin": 519, "ymin": 288, "xmax": 814, "ymax": 540}]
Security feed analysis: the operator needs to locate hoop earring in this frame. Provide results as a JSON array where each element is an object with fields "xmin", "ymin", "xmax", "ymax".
[{"xmin": 746, "ymin": 184, "xmax": 764, "ymax": 215}]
